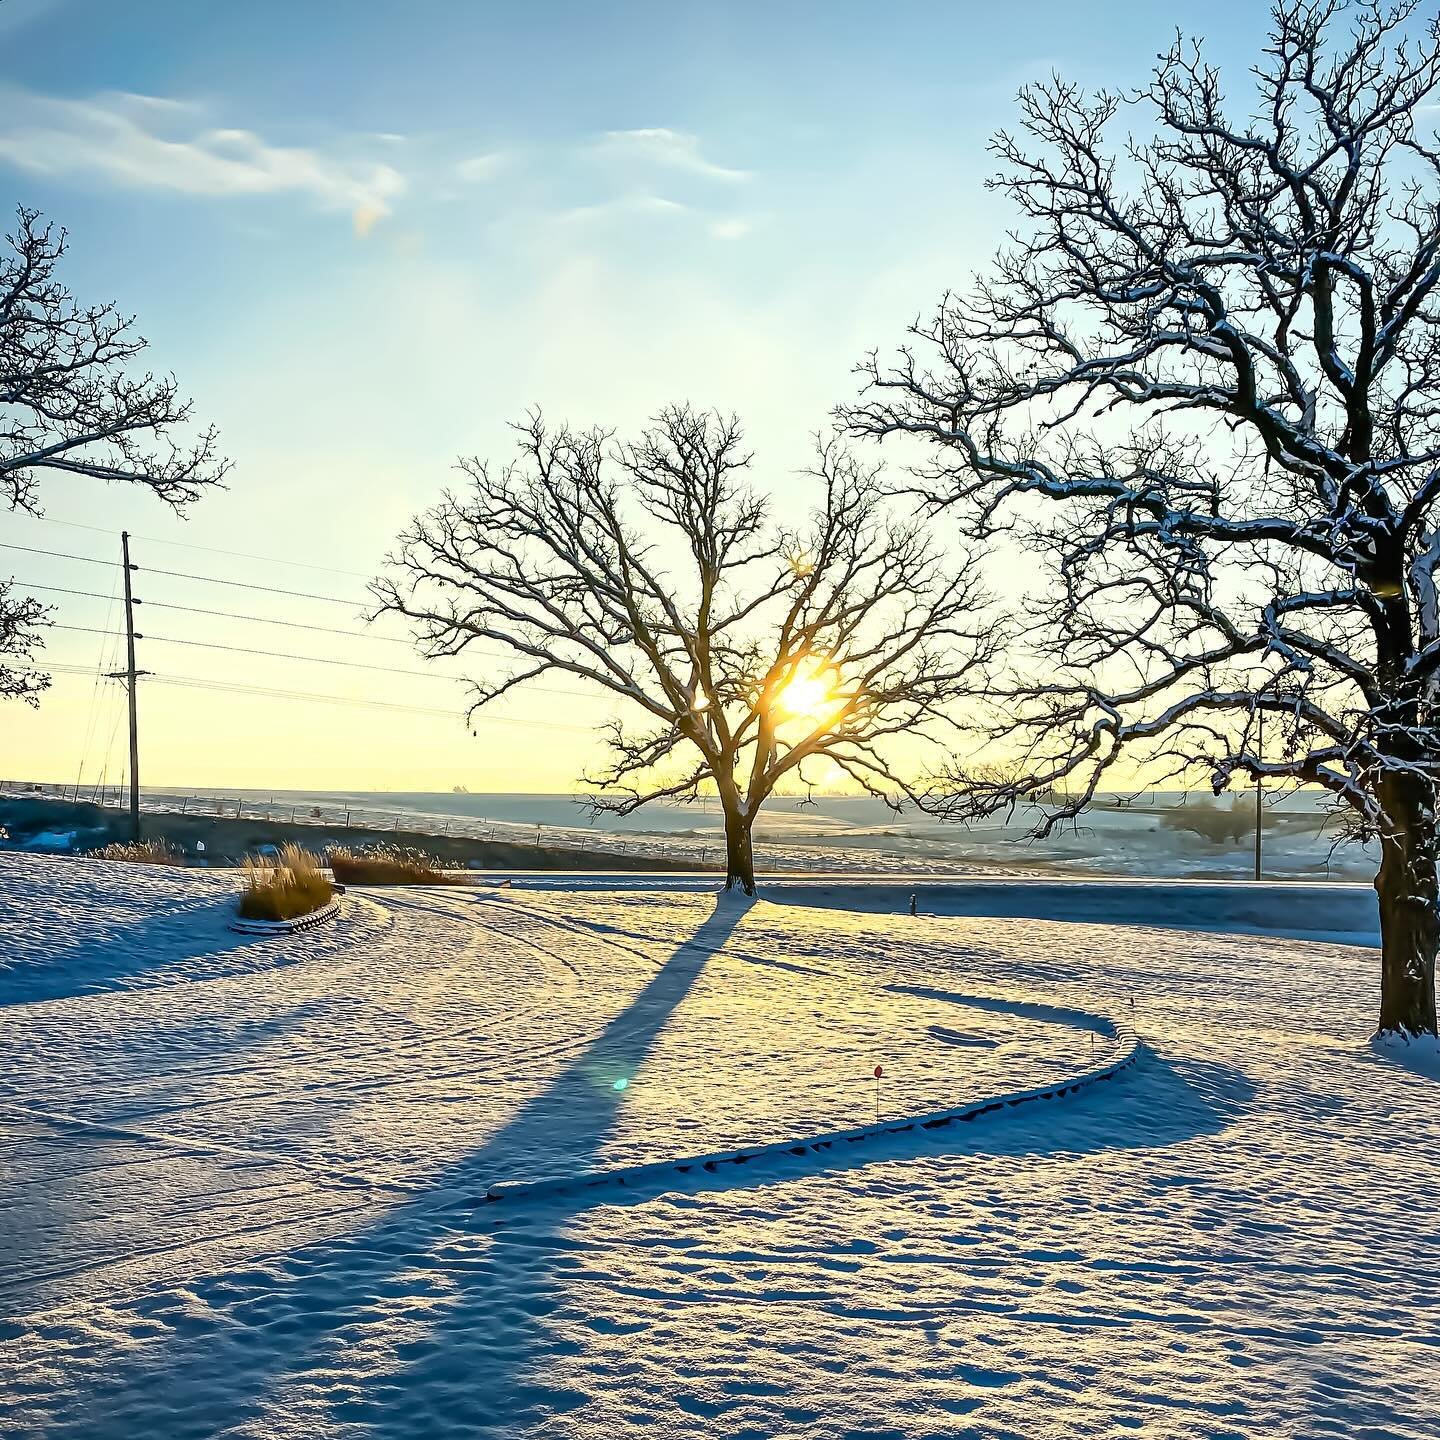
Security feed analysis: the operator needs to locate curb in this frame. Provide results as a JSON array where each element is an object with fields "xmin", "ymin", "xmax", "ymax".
[
  {"xmin": 481, "ymin": 1015, "xmax": 1142, "ymax": 1207},
  {"xmin": 229, "ymin": 897, "xmax": 341, "ymax": 936}
]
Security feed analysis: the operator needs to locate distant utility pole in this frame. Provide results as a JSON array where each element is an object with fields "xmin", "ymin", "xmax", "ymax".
[
  {"xmin": 1253, "ymin": 707, "xmax": 1263, "ymax": 882},
  {"xmin": 108, "ymin": 531, "xmax": 148, "ymax": 843}
]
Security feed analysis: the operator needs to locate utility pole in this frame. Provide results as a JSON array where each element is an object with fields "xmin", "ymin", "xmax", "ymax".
[
  {"xmin": 108, "ymin": 531, "xmax": 147, "ymax": 843},
  {"xmin": 1253, "ymin": 706, "xmax": 1263, "ymax": 882}
]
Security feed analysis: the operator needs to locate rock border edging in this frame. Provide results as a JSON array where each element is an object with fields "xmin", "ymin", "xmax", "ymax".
[
  {"xmin": 482, "ymin": 1015, "xmax": 1142, "ymax": 1206},
  {"xmin": 229, "ymin": 897, "xmax": 341, "ymax": 936}
]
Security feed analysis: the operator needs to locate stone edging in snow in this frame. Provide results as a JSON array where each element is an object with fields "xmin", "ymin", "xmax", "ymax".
[
  {"xmin": 229, "ymin": 897, "xmax": 341, "ymax": 936},
  {"xmin": 482, "ymin": 1014, "xmax": 1142, "ymax": 1206}
]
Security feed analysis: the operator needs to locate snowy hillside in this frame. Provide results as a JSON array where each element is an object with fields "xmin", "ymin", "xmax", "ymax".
[{"xmin": 1, "ymin": 851, "xmax": 1436, "ymax": 1438}]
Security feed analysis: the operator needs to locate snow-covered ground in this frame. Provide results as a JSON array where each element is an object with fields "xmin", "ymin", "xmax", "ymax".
[{"xmin": 1, "ymin": 851, "xmax": 1436, "ymax": 1438}]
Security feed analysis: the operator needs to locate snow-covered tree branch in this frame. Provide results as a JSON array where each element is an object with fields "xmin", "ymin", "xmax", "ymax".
[
  {"xmin": 374, "ymin": 405, "xmax": 999, "ymax": 892},
  {"xmin": 847, "ymin": 0, "xmax": 1440, "ymax": 1036},
  {"xmin": 1, "ymin": 206, "xmax": 230, "ymax": 702}
]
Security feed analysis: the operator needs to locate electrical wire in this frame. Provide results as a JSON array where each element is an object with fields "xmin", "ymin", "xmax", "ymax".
[
  {"xmin": 47, "ymin": 625, "xmax": 602, "ymax": 699},
  {"xmin": 47, "ymin": 623, "xmax": 459, "ymax": 678},
  {"xmin": 13, "ymin": 582, "xmax": 603, "ymax": 698},
  {"xmin": 72, "ymin": 570, "xmax": 121, "ymax": 794},
  {"xmin": 7, "ymin": 531, "xmax": 610, "ymax": 760},
  {"xmin": 20, "ymin": 582, "xmax": 413, "ymax": 643},
  {"xmin": 136, "ymin": 564, "xmax": 366, "ymax": 607},
  {"xmin": 0, "ymin": 541, "xmax": 118, "ymax": 568},
  {"xmin": 10, "ymin": 663, "xmax": 595, "ymax": 733},
  {"xmin": 17, "ymin": 514, "xmax": 374, "ymax": 579},
  {"xmin": 0, "ymin": 541, "xmax": 364, "ymax": 606},
  {"xmin": 148, "ymin": 676, "xmax": 588, "ymax": 726}
]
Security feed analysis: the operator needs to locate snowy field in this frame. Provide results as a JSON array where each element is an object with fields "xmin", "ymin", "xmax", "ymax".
[
  {"xmin": 5, "ymin": 783, "xmax": 1379, "ymax": 881},
  {"xmin": 0, "ymin": 853, "xmax": 1436, "ymax": 1438}
]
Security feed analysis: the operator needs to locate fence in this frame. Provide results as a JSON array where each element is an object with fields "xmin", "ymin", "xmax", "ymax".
[{"xmin": 0, "ymin": 779, "xmax": 718, "ymax": 867}]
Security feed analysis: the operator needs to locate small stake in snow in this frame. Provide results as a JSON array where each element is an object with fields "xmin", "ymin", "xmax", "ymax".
[{"xmin": 873, "ymin": 1064, "xmax": 884, "ymax": 1122}]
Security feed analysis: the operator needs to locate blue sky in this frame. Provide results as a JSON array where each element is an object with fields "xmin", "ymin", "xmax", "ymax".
[{"xmin": 0, "ymin": 0, "xmax": 1272, "ymax": 790}]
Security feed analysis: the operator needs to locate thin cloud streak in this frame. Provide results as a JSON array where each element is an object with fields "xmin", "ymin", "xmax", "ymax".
[
  {"xmin": 557, "ymin": 193, "xmax": 690, "ymax": 225},
  {"xmin": 593, "ymin": 127, "xmax": 749, "ymax": 182},
  {"xmin": 0, "ymin": 88, "xmax": 406, "ymax": 229},
  {"xmin": 455, "ymin": 151, "xmax": 510, "ymax": 183}
]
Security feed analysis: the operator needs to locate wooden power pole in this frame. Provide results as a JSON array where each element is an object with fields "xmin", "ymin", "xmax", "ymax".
[
  {"xmin": 1253, "ymin": 706, "xmax": 1263, "ymax": 882},
  {"xmin": 115, "ymin": 531, "xmax": 146, "ymax": 842}
]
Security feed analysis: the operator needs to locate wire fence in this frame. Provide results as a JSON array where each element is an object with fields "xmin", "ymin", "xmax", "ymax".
[{"xmin": 0, "ymin": 779, "xmax": 722, "ymax": 867}]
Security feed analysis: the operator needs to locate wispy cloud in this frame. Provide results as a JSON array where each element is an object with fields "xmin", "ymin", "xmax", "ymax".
[
  {"xmin": 0, "ymin": 89, "xmax": 405, "ymax": 233},
  {"xmin": 592, "ymin": 128, "xmax": 749, "ymax": 183},
  {"xmin": 558, "ymin": 193, "xmax": 689, "ymax": 226},
  {"xmin": 710, "ymin": 217, "xmax": 753, "ymax": 240},
  {"xmin": 455, "ymin": 151, "xmax": 509, "ymax": 183}
]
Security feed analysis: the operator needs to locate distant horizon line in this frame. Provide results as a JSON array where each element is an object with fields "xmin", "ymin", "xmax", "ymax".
[{"xmin": 5, "ymin": 778, "xmax": 1262, "ymax": 801}]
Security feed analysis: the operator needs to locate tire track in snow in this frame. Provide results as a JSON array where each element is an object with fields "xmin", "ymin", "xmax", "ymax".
[{"xmin": 0, "ymin": 888, "xmax": 722, "ymax": 1310}]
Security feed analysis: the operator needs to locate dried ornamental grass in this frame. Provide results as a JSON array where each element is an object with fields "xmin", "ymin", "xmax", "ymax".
[{"xmin": 238, "ymin": 843, "xmax": 334, "ymax": 921}]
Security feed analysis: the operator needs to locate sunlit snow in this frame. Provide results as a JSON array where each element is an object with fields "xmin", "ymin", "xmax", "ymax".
[{"xmin": 0, "ymin": 851, "xmax": 1435, "ymax": 1438}]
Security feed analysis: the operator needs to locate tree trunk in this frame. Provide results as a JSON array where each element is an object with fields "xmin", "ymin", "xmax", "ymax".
[
  {"xmin": 1374, "ymin": 772, "xmax": 1440, "ymax": 1038},
  {"xmin": 722, "ymin": 801, "xmax": 756, "ymax": 895}
]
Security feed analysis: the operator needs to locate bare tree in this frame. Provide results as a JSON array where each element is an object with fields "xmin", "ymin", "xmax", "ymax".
[
  {"xmin": 2, "ymin": 206, "xmax": 229, "ymax": 701},
  {"xmin": 847, "ymin": 1, "xmax": 1440, "ymax": 1037},
  {"xmin": 374, "ymin": 406, "xmax": 996, "ymax": 893}
]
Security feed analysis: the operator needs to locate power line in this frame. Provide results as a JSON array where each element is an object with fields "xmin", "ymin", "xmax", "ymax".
[
  {"xmin": 137, "ymin": 564, "xmax": 364, "ymax": 608},
  {"xmin": 18, "ymin": 581, "xmax": 415, "ymax": 644},
  {"xmin": 144, "ymin": 595, "xmax": 410, "ymax": 641},
  {"xmin": 147, "ymin": 676, "xmax": 595, "ymax": 729},
  {"xmin": 50, "ymin": 624, "xmax": 465, "ymax": 680},
  {"xmin": 0, "ymin": 540, "xmax": 364, "ymax": 607},
  {"xmin": 14, "ymin": 662, "xmax": 593, "ymax": 731},
  {"xmin": 73, "ymin": 570, "xmax": 121, "ymax": 798},
  {"xmin": 47, "ymin": 623, "xmax": 602, "ymax": 699},
  {"xmin": 10, "ymin": 535, "xmax": 609, "ymax": 748},
  {"xmin": 20, "ymin": 582, "xmax": 603, "ymax": 699},
  {"xmin": 0, "ymin": 541, "xmax": 118, "ymax": 569},
  {"xmin": 16, "ymin": 514, "xmax": 374, "ymax": 579}
]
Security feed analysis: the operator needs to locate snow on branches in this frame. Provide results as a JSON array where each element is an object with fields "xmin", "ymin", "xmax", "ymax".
[
  {"xmin": 849, "ymin": 1, "xmax": 1440, "ymax": 829},
  {"xmin": 1, "ymin": 206, "xmax": 228, "ymax": 703},
  {"xmin": 846, "ymin": 0, "xmax": 1440, "ymax": 1032}
]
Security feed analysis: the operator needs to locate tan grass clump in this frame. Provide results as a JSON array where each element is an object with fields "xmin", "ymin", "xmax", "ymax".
[
  {"xmin": 238, "ymin": 843, "xmax": 333, "ymax": 921},
  {"xmin": 327, "ymin": 844, "xmax": 467, "ymax": 887},
  {"xmin": 91, "ymin": 838, "xmax": 184, "ymax": 865}
]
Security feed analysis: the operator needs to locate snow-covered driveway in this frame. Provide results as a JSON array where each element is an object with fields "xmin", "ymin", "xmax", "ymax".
[{"xmin": 0, "ymin": 852, "xmax": 1435, "ymax": 1438}]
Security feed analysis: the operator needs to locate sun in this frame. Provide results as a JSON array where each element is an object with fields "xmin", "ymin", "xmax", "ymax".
[{"xmin": 774, "ymin": 656, "xmax": 843, "ymax": 724}]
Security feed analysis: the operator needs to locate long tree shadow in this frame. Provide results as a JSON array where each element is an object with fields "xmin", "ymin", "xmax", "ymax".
[
  {"xmin": 43, "ymin": 896, "xmax": 749, "ymax": 1438},
  {"xmin": 36, "ymin": 904, "xmax": 1256, "ymax": 1439}
]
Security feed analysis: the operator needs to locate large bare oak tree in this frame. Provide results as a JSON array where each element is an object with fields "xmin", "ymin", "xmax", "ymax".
[
  {"xmin": 848, "ymin": 0, "xmax": 1440, "ymax": 1036},
  {"xmin": 375, "ymin": 406, "xmax": 996, "ymax": 892},
  {"xmin": 2, "ymin": 206, "xmax": 228, "ymax": 701}
]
